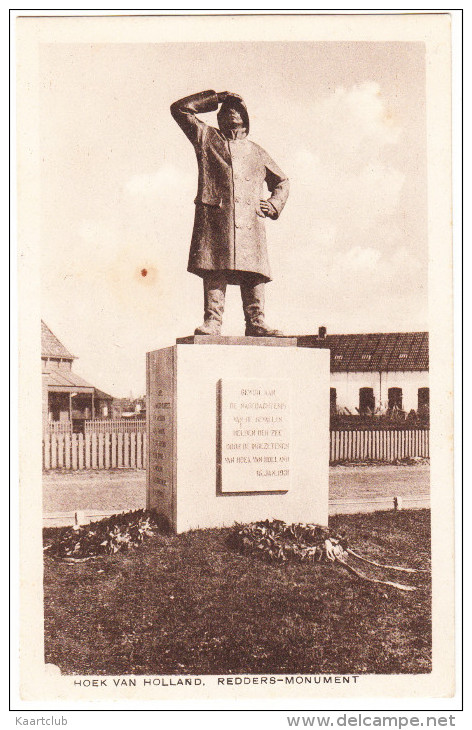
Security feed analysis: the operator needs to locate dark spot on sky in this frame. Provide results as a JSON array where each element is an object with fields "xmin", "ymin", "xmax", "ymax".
[{"xmin": 141, "ymin": 269, "xmax": 147, "ymax": 277}]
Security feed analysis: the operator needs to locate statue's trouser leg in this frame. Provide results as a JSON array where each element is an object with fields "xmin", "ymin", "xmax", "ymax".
[
  {"xmin": 240, "ymin": 275, "xmax": 284, "ymax": 337},
  {"xmin": 194, "ymin": 272, "xmax": 227, "ymax": 335}
]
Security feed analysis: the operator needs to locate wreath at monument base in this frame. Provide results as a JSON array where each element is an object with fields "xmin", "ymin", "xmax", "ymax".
[
  {"xmin": 228, "ymin": 519, "xmax": 428, "ymax": 591},
  {"xmin": 43, "ymin": 510, "xmax": 168, "ymax": 561}
]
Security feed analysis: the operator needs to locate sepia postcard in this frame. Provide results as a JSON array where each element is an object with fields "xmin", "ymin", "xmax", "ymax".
[{"xmin": 15, "ymin": 12, "xmax": 456, "ymax": 707}]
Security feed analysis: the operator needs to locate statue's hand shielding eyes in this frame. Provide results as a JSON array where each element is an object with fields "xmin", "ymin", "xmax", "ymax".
[{"xmin": 217, "ymin": 91, "xmax": 243, "ymax": 104}]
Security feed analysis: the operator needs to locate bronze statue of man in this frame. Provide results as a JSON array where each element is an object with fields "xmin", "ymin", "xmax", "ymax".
[{"xmin": 170, "ymin": 90, "xmax": 290, "ymax": 336}]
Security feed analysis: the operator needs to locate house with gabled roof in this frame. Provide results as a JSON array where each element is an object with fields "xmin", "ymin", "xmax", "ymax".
[
  {"xmin": 42, "ymin": 321, "xmax": 113, "ymax": 433},
  {"xmin": 297, "ymin": 329, "xmax": 429, "ymax": 415}
]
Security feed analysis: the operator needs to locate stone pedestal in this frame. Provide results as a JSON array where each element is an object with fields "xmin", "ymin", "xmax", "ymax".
[{"xmin": 146, "ymin": 337, "xmax": 330, "ymax": 533}]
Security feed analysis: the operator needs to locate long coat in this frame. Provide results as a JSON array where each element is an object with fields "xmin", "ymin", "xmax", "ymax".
[{"xmin": 170, "ymin": 90, "xmax": 289, "ymax": 282}]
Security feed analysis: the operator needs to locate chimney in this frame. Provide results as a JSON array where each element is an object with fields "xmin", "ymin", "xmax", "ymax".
[{"xmin": 318, "ymin": 326, "xmax": 327, "ymax": 339}]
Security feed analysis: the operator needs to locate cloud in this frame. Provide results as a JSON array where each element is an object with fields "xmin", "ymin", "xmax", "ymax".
[
  {"xmin": 285, "ymin": 81, "xmax": 405, "ymax": 255},
  {"xmin": 340, "ymin": 246, "xmax": 382, "ymax": 272},
  {"xmin": 124, "ymin": 163, "xmax": 192, "ymax": 197},
  {"xmin": 311, "ymin": 81, "xmax": 401, "ymax": 157}
]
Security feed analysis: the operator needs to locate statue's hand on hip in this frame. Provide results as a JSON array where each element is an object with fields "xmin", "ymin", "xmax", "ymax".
[{"xmin": 259, "ymin": 200, "xmax": 277, "ymax": 219}]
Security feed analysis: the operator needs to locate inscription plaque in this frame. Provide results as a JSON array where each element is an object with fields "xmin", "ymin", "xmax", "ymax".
[
  {"xmin": 147, "ymin": 348, "xmax": 175, "ymax": 521},
  {"xmin": 219, "ymin": 378, "xmax": 291, "ymax": 493},
  {"xmin": 150, "ymin": 388, "xmax": 173, "ymax": 489}
]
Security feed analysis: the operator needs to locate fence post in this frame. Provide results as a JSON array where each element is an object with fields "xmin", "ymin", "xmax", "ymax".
[
  {"xmin": 130, "ymin": 433, "xmax": 136, "ymax": 468},
  {"xmin": 98, "ymin": 433, "xmax": 104, "ymax": 469},
  {"xmin": 71, "ymin": 433, "xmax": 78, "ymax": 470},
  {"xmin": 111, "ymin": 432, "xmax": 117, "ymax": 468},
  {"xmin": 78, "ymin": 433, "xmax": 84, "ymax": 469},
  {"xmin": 64, "ymin": 434, "xmax": 70, "ymax": 469},
  {"xmin": 105, "ymin": 432, "xmax": 111, "ymax": 469},
  {"xmin": 91, "ymin": 434, "xmax": 98, "ymax": 469},
  {"xmin": 124, "ymin": 433, "xmax": 130, "ymax": 468},
  {"xmin": 137, "ymin": 432, "xmax": 142, "ymax": 469},
  {"xmin": 74, "ymin": 510, "xmax": 85, "ymax": 527},
  {"xmin": 43, "ymin": 435, "xmax": 50, "ymax": 470},
  {"xmin": 51, "ymin": 435, "xmax": 57, "ymax": 468},
  {"xmin": 57, "ymin": 435, "xmax": 64, "ymax": 468},
  {"xmin": 84, "ymin": 433, "xmax": 90, "ymax": 469},
  {"xmin": 118, "ymin": 433, "xmax": 123, "ymax": 467},
  {"xmin": 393, "ymin": 496, "xmax": 403, "ymax": 511}
]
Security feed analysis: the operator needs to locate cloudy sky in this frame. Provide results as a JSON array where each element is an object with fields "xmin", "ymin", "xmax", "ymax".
[{"xmin": 40, "ymin": 41, "xmax": 427, "ymax": 397}]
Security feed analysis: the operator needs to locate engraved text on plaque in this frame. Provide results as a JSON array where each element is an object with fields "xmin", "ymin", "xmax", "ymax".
[{"xmin": 219, "ymin": 378, "xmax": 291, "ymax": 493}]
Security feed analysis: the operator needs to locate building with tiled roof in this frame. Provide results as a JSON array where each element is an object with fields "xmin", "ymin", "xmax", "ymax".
[
  {"xmin": 297, "ymin": 329, "xmax": 429, "ymax": 415},
  {"xmin": 42, "ymin": 321, "xmax": 113, "ymax": 433},
  {"xmin": 41, "ymin": 320, "xmax": 76, "ymax": 361}
]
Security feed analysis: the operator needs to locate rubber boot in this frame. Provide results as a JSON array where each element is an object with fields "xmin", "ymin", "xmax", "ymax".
[
  {"xmin": 194, "ymin": 274, "xmax": 227, "ymax": 335},
  {"xmin": 241, "ymin": 280, "xmax": 284, "ymax": 337}
]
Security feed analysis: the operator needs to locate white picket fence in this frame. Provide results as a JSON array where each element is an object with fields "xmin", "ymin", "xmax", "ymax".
[
  {"xmin": 84, "ymin": 418, "xmax": 146, "ymax": 434},
  {"xmin": 43, "ymin": 432, "xmax": 147, "ymax": 470},
  {"xmin": 330, "ymin": 428, "xmax": 429, "ymax": 463},
  {"xmin": 42, "ymin": 428, "xmax": 429, "ymax": 471}
]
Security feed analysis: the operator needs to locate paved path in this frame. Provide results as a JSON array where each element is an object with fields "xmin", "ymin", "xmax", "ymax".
[
  {"xmin": 329, "ymin": 463, "xmax": 429, "ymax": 513},
  {"xmin": 43, "ymin": 464, "xmax": 429, "ymax": 526}
]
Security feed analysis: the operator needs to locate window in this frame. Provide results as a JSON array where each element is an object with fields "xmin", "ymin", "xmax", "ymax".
[
  {"xmin": 418, "ymin": 387, "xmax": 429, "ymax": 412},
  {"xmin": 330, "ymin": 388, "xmax": 337, "ymax": 413},
  {"xmin": 388, "ymin": 387, "xmax": 403, "ymax": 410},
  {"xmin": 48, "ymin": 392, "xmax": 69, "ymax": 422},
  {"xmin": 359, "ymin": 387, "xmax": 375, "ymax": 414}
]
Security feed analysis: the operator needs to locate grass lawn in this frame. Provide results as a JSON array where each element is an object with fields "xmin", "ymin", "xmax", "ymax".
[{"xmin": 44, "ymin": 509, "xmax": 431, "ymax": 676}]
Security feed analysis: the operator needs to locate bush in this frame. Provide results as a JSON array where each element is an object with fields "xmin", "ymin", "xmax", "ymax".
[{"xmin": 330, "ymin": 410, "xmax": 429, "ymax": 430}]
